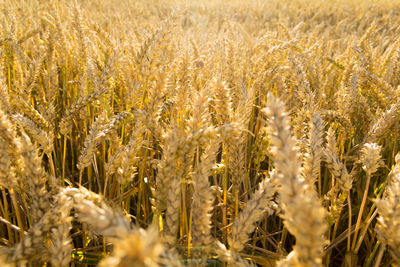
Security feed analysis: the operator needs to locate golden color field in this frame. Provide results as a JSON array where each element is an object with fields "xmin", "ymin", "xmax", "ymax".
[{"xmin": 0, "ymin": 0, "xmax": 400, "ymax": 266}]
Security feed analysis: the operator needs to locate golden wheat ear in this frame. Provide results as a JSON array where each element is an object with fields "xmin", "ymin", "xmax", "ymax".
[{"xmin": 263, "ymin": 93, "xmax": 327, "ymax": 267}]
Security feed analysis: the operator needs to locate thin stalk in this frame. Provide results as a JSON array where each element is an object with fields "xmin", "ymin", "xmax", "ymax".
[
  {"xmin": 10, "ymin": 189, "xmax": 24, "ymax": 238},
  {"xmin": 347, "ymin": 193, "xmax": 352, "ymax": 252},
  {"xmin": 48, "ymin": 152, "xmax": 56, "ymax": 178},
  {"xmin": 279, "ymin": 227, "xmax": 288, "ymax": 253},
  {"xmin": 352, "ymin": 173, "xmax": 371, "ymax": 251},
  {"xmin": 354, "ymin": 208, "xmax": 378, "ymax": 253},
  {"xmin": 373, "ymin": 243, "xmax": 385, "ymax": 267},
  {"xmin": 62, "ymin": 136, "xmax": 67, "ymax": 186},
  {"xmin": 326, "ymin": 214, "xmax": 341, "ymax": 265},
  {"xmin": 1, "ymin": 189, "xmax": 14, "ymax": 244},
  {"xmin": 222, "ymin": 155, "xmax": 228, "ymax": 244}
]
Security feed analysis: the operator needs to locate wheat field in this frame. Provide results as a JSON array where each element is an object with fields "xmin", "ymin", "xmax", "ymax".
[{"xmin": 0, "ymin": 0, "xmax": 400, "ymax": 266}]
